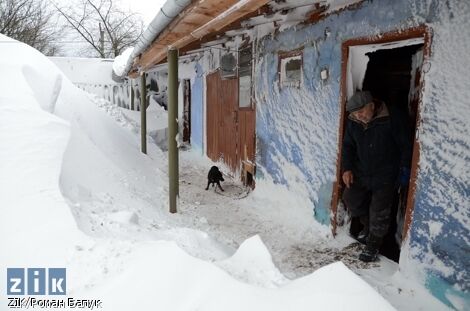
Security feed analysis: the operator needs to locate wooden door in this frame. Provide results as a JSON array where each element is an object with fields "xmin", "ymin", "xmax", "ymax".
[
  {"xmin": 206, "ymin": 70, "xmax": 239, "ymax": 171},
  {"xmin": 206, "ymin": 72, "xmax": 219, "ymax": 161},
  {"xmin": 238, "ymin": 110, "xmax": 255, "ymax": 163}
]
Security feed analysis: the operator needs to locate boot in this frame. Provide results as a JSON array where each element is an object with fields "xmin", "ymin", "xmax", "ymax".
[
  {"xmin": 359, "ymin": 246, "xmax": 379, "ymax": 262},
  {"xmin": 357, "ymin": 215, "xmax": 369, "ymax": 244},
  {"xmin": 359, "ymin": 234, "xmax": 382, "ymax": 262}
]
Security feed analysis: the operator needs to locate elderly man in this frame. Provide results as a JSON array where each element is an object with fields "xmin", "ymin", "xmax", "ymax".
[{"xmin": 342, "ymin": 91, "xmax": 411, "ymax": 262}]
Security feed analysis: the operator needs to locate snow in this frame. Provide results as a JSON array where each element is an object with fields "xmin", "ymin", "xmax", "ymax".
[
  {"xmin": 324, "ymin": 0, "xmax": 364, "ymax": 14},
  {"xmin": 0, "ymin": 33, "xmax": 400, "ymax": 310},
  {"xmin": 0, "ymin": 36, "xmax": 85, "ymax": 271},
  {"xmin": 120, "ymin": 0, "xmax": 167, "ymax": 27},
  {"xmin": 112, "ymin": 47, "xmax": 134, "ymax": 77},
  {"xmin": 50, "ymin": 56, "xmax": 129, "ymax": 109},
  {"xmin": 92, "ymin": 244, "xmax": 393, "ymax": 311},
  {"xmin": 50, "ymin": 57, "xmax": 118, "ymax": 85}
]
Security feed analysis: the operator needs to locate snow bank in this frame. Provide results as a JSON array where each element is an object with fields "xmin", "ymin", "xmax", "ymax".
[
  {"xmin": 112, "ymin": 47, "xmax": 134, "ymax": 77},
  {"xmin": 92, "ymin": 241, "xmax": 394, "ymax": 311},
  {"xmin": 0, "ymin": 34, "xmax": 86, "ymax": 272},
  {"xmin": 216, "ymin": 235, "xmax": 288, "ymax": 288},
  {"xmin": 50, "ymin": 57, "xmax": 118, "ymax": 85}
]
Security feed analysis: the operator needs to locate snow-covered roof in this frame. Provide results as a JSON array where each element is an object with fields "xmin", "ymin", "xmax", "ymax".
[
  {"xmin": 117, "ymin": 0, "xmax": 363, "ymax": 77},
  {"xmin": 50, "ymin": 57, "xmax": 120, "ymax": 85},
  {"xmin": 118, "ymin": 0, "xmax": 192, "ymax": 78}
]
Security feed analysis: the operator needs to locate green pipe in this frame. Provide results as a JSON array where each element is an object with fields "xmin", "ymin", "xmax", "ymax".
[
  {"xmin": 140, "ymin": 72, "xmax": 147, "ymax": 154},
  {"xmin": 168, "ymin": 49, "xmax": 179, "ymax": 213}
]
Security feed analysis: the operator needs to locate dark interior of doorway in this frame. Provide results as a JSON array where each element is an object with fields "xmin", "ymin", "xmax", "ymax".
[
  {"xmin": 183, "ymin": 79, "xmax": 191, "ymax": 144},
  {"xmin": 348, "ymin": 44, "xmax": 423, "ymax": 262}
]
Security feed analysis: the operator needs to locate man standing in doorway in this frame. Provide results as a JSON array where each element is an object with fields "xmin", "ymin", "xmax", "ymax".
[{"xmin": 342, "ymin": 91, "xmax": 412, "ymax": 262}]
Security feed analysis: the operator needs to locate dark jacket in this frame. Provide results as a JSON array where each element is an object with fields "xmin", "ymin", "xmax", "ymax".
[{"xmin": 342, "ymin": 102, "xmax": 412, "ymax": 189}]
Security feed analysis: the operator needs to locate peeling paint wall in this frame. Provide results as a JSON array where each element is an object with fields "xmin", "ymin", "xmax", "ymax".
[
  {"xmin": 253, "ymin": 0, "xmax": 469, "ymax": 309},
  {"xmin": 191, "ymin": 63, "xmax": 205, "ymax": 152}
]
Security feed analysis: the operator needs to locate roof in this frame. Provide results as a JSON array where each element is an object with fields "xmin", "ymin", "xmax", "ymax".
[
  {"xmin": 50, "ymin": 57, "xmax": 121, "ymax": 84},
  {"xmin": 124, "ymin": 0, "xmax": 364, "ymax": 77}
]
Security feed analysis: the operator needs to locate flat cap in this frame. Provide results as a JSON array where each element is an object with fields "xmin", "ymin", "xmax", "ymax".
[{"xmin": 346, "ymin": 91, "xmax": 373, "ymax": 112}]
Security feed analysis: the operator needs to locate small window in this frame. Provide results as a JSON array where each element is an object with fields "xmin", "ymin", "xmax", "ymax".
[
  {"xmin": 238, "ymin": 46, "xmax": 252, "ymax": 108},
  {"xmin": 279, "ymin": 50, "xmax": 303, "ymax": 88}
]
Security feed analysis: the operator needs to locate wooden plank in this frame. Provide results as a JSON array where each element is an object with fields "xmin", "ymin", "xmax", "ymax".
[
  {"xmin": 220, "ymin": 76, "xmax": 239, "ymax": 171},
  {"xmin": 179, "ymin": 5, "xmax": 271, "ymax": 56},
  {"xmin": 191, "ymin": 0, "xmax": 270, "ymax": 38},
  {"xmin": 135, "ymin": 0, "xmax": 240, "ymax": 71},
  {"xmin": 132, "ymin": 0, "xmax": 269, "ymax": 72},
  {"xmin": 330, "ymin": 42, "xmax": 349, "ymax": 236},
  {"xmin": 402, "ymin": 27, "xmax": 432, "ymax": 241},
  {"xmin": 246, "ymin": 111, "xmax": 255, "ymax": 161},
  {"xmin": 206, "ymin": 71, "xmax": 219, "ymax": 161}
]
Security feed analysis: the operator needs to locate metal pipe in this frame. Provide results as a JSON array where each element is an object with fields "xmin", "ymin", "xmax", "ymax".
[
  {"xmin": 120, "ymin": 0, "xmax": 192, "ymax": 77},
  {"xmin": 168, "ymin": 49, "xmax": 179, "ymax": 213},
  {"xmin": 140, "ymin": 72, "xmax": 147, "ymax": 154}
]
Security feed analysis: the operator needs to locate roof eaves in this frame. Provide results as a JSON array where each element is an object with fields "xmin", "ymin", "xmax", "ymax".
[{"xmin": 121, "ymin": 0, "xmax": 193, "ymax": 77}]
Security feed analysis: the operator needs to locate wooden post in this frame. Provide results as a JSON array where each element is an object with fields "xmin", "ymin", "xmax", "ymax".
[
  {"xmin": 140, "ymin": 72, "xmax": 147, "ymax": 154},
  {"xmin": 168, "ymin": 49, "xmax": 179, "ymax": 213},
  {"xmin": 130, "ymin": 80, "xmax": 134, "ymax": 110}
]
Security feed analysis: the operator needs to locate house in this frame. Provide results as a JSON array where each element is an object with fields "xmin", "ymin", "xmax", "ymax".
[{"xmin": 118, "ymin": 0, "xmax": 470, "ymax": 309}]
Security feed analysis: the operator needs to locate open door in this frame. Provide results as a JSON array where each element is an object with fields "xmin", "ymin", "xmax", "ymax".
[{"xmin": 331, "ymin": 26, "xmax": 432, "ymax": 262}]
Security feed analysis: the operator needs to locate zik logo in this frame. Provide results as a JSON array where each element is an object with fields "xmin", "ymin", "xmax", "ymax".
[{"xmin": 7, "ymin": 268, "xmax": 66, "ymax": 295}]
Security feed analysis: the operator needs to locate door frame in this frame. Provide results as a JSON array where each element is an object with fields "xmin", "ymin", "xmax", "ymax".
[{"xmin": 330, "ymin": 25, "xmax": 433, "ymax": 243}]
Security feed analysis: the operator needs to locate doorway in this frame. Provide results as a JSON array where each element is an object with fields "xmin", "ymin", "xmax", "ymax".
[
  {"xmin": 206, "ymin": 69, "xmax": 256, "ymax": 178},
  {"xmin": 356, "ymin": 44, "xmax": 423, "ymax": 261},
  {"xmin": 182, "ymin": 79, "xmax": 191, "ymax": 144},
  {"xmin": 331, "ymin": 27, "xmax": 431, "ymax": 263}
]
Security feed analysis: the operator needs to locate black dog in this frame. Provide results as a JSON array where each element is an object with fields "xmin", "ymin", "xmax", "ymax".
[{"xmin": 205, "ymin": 166, "xmax": 224, "ymax": 191}]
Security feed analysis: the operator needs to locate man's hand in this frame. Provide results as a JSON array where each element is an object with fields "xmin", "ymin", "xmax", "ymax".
[{"xmin": 342, "ymin": 170, "xmax": 354, "ymax": 188}]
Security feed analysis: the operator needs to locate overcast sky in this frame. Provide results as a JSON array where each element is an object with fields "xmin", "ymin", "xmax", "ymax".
[
  {"xmin": 120, "ymin": 0, "xmax": 167, "ymax": 27},
  {"xmin": 55, "ymin": 0, "xmax": 167, "ymax": 57}
]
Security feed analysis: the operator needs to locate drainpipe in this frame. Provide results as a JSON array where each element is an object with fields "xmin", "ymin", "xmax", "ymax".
[
  {"xmin": 140, "ymin": 72, "xmax": 147, "ymax": 154},
  {"xmin": 168, "ymin": 49, "xmax": 179, "ymax": 213},
  {"xmin": 120, "ymin": 0, "xmax": 192, "ymax": 77}
]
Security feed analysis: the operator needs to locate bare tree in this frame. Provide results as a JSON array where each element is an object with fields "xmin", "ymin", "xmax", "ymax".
[
  {"xmin": 54, "ymin": 0, "xmax": 144, "ymax": 58},
  {"xmin": 0, "ymin": 0, "xmax": 60, "ymax": 55}
]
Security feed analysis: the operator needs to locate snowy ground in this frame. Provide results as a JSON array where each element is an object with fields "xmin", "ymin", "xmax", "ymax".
[
  {"xmin": 0, "ymin": 34, "xmax": 450, "ymax": 311},
  {"xmin": 84, "ymin": 99, "xmax": 447, "ymax": 311}
]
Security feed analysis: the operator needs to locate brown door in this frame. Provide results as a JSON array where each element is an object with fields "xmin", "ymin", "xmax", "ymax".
[
  {"xmin": 238, "ymin": 110, "xmax": 255, "ymax": 164},
  {"xmin": 206, "ymin": 70, "xmax": 239, "ymax": 171}
]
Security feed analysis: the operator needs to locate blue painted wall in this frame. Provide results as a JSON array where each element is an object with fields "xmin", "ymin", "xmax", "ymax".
[
  {"xmin": 191, "ymin": 63, "xmax": 204, "ymax": 152},
  {"xmin": 254, "ymin": 0, "xmax": 470, "ymax": 308}
]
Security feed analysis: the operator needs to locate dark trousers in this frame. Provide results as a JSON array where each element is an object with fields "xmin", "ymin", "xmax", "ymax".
[{"xmin": 343, "ymin": 181, "xmax": 396, "ymax": 239}]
